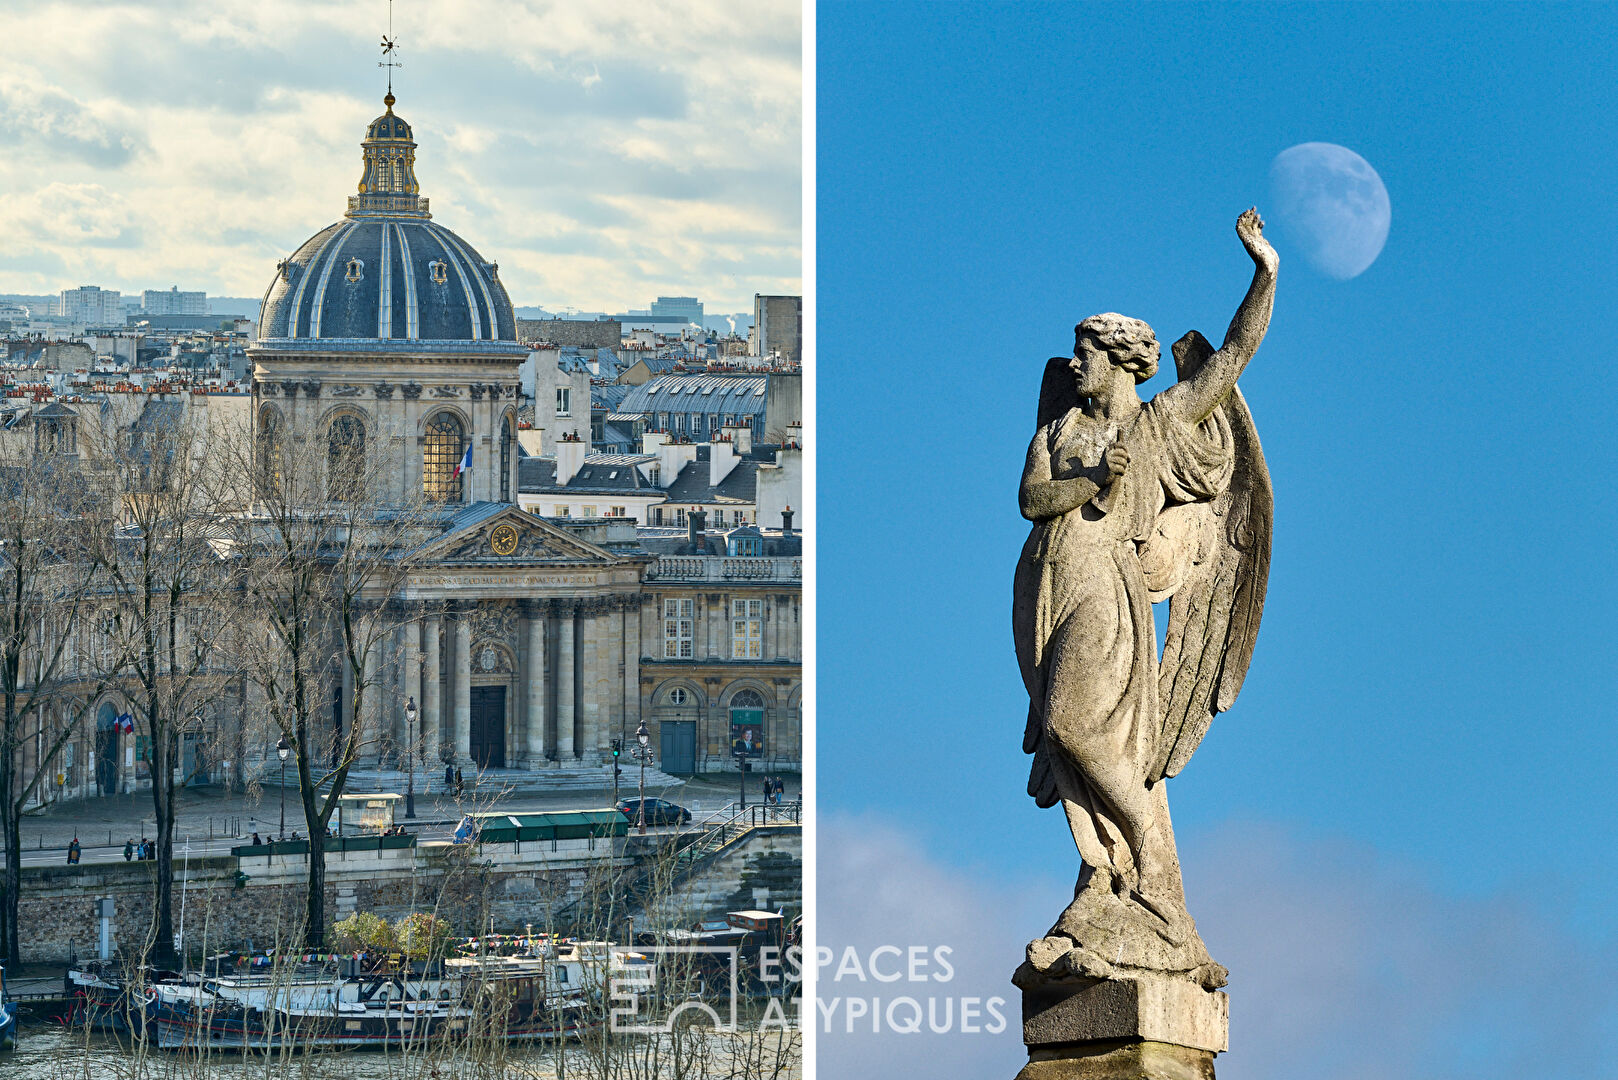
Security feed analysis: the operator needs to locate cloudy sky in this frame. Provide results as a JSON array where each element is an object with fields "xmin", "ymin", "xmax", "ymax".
[{"xmin": 0, "ymin": 0, "xmax": 802, "ymax": 312}]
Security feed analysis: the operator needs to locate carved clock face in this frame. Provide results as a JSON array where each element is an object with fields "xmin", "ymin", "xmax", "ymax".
[{"xmin": 489, "ymin": 523, "xmax": 519, "ymax": 556}]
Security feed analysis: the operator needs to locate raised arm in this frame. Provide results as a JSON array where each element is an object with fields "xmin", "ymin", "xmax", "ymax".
[{"xmin": 1162, "ymin": 208, "xmax": 1278, "ymax": 423}]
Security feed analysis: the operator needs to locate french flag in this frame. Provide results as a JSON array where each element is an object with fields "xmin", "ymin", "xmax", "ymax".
[{"xmin": 453, "ymin": 444, "xmax": 472, "ymax": 478}]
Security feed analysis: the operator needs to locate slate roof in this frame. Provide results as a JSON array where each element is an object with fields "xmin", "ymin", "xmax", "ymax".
[
  {"xmin": 662, "ymin": 459, "xmax": 759, "ymax": 505},
  {"xmin": 618, "ymin": 374, "xmax": 767, "ymax": 418},
  {"xmin": 520, "ymin": 454, "xmax": 658, "ymax": 495}
]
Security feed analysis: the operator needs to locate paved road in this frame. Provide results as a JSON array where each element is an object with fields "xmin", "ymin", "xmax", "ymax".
[
  {"xmin": 5, "ymin": 795, "xmax": 797, "ymax": 869},
  {"xmin": 1, "ymin": 771, "xmax": 796, "ymax": 858}
]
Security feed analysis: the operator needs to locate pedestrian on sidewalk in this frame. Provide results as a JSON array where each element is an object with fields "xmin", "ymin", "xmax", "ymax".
[
  {"xmin": 123, "ymin": 839, "xmax": 134, "ymax": 861},
  {"xmin": 774, "ymin": 776, "xmax": 785, "ymax": 803},
  {"xmin": 444, "ymin": 762, "xmax": 454, "ymax": 793},
  {"xmin": 251, "ymin": 832, "xmax": 262, "ymax": 846},
  {"xmin": 67, "ymin": 837, "xmax": 81, "ymax": 864},
  {"xmin": 455, "ymin": 767, "xmax": 464, "ymax": 798}
]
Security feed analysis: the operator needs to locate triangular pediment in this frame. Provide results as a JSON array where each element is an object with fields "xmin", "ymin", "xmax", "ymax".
[{"xmin": 407, "ymin": 504, "xmax": 618, "ymax": 566}]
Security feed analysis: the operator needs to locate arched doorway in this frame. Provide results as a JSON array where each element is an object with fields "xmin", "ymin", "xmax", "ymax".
[
  {"xmin": 95, "ymin": 703, "xmax": 120, "ymax": 795},
  {"xmin": 654, "ymin": 684, "xmax": 700, "ymax": 775},
  {"xmin": 469, "ymin": 642, "xmax": 513, "ymax": 769}
]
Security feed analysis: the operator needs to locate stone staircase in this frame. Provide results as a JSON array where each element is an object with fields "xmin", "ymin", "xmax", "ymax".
[{"xmin": 262, "ymin": 763, "xmax": 687, "ymax": 800}]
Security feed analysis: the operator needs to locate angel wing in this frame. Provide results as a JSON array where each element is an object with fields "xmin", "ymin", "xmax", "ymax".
[{"xmin": 1149, "ymin": 331, "xmax": 1273, "ymax": 783}]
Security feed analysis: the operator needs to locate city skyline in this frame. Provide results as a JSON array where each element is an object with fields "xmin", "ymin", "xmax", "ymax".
[{"xmin": 0, "ymin": 0, "xmax": 802, "ymax": 312}]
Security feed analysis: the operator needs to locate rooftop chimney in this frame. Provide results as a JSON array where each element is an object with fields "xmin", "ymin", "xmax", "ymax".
[
  {"xmin": 688, "ymin": 508, "xmax": 707, "ymax": 548},
  {"xmin": 721, "ymin": 422, "xmax": 752, "ymax": 455},
  {"xmin": 710, "ymin": 432, "xmax": 739, "ymax": 488},
  {"xmin": 781, "ymin": 505, "xmax": 794, "ymax": 536},
  {"xmin": 555, "ymin": 432, "xmax": 587, "ymax": 486}
]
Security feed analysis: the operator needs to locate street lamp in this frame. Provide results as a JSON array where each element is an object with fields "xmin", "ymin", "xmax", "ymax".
[
  {"xmin": 403, "ymin": 697, "xmax": 418, "ymax": 820},
  {"xmin": 276, "ymin": 736, "xmax": 289, "ymax": 839},
  {"xmin": 635, "ymin": 721, "xmax": 650, "ymax": 835}
]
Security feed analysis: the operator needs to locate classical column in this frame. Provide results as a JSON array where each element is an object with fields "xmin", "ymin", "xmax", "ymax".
[
  {"xmin": 607, "ymin": 599, "xmax": 625, "ymax": 749},
  {"xmin": 454, "ymin": 614, "xmax": 472, "ymax": 766},
  {"xmin": 341, "ymin": 649, "xmax": 355, "ymax": 750},
  {"xmin": 763, "ymin": 596, "xmax": 777, "ymax": 661},
  {"xmin": 403, "ymin": 619, "xmax": 423, "ymax": 761},
  {"xmin": 624, "ymin": 596, "xmax": 642, "ymax": 733},
  {"xmin": 787, "ymin": 595, "xmax": 799, "ymax": 661},
  {"xmin": 555, "ymin": 604, "xmax": 575, "ymax": 759},
  {"xmin": 526, "ymin": 604, "xmax": 547, "ymax": 765},
  {"xmin": 361, "ymin": 638, "xmax": 380, "ymax": 763},
  {"xmin": 424, "ymin": 613, "xmax": 442, "ymax": 758},
  {"xmin": 705, "ymin": 595, "xmax": 720, "ymax": 659},
  {"xmin": 578, "ymin": 602, "xmax": 600, "ymax": 762}
]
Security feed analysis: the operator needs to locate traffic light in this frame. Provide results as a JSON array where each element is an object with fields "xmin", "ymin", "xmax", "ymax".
[{"xmin": 611, "ymin": 739, "xmax": 621, "ymax": 758}]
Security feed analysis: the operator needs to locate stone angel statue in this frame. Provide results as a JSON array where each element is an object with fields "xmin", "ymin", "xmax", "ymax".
[{"xmin": 1012, "ymin": 209, "xmax": 1276, "ymax": 993}]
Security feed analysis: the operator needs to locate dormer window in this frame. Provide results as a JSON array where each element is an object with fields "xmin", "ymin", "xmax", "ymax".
[{"xmin": 344, "ymin": 258, "xmax": 365, "ymax": 283}]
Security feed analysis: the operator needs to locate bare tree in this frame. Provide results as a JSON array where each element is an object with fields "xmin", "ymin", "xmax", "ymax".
[
  {"xmin": 221, "ymin": 407, "xmax": 430, "ymax": 947},
  {"xmin": 79, "ymin": 399, "xmax": 244, "ymax": 965}
]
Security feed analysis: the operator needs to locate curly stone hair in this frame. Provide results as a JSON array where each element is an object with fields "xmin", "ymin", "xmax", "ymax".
[{"xmin": 1075, "ymin": 313, "xmax": 1159, "ymax": 383}]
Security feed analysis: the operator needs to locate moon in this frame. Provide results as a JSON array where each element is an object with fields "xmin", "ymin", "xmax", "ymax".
[{"xmin": 1268, "ymin": 143, "xmax": 1390, "ymax": 280}]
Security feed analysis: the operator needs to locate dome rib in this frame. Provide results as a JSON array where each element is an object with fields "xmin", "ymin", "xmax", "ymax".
[
  {"xmin": 306, "ymin": 221, "xmax": 358, "ymax": 339},
  {"xmin": 429, "ymin": 221, "xmax": 500, "ymax": 341}
]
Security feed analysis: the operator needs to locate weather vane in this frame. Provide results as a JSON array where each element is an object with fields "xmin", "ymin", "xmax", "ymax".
[{"xmin": 379, "ymin": 0, "xmax": 402, "ymax": 97}]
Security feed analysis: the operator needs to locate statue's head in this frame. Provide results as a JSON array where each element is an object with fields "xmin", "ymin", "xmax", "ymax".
[{"xmin": 1071, "ymin": 314, "xmax": 1159, "ymax": 393}]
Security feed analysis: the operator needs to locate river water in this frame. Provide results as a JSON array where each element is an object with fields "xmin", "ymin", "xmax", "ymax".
[
  {"xmin": 6, "ymin": 1027, "xmax": 571, "ymax": 1079},
  {"xmin": 6, "ymin": 1025, "xmax": 800, "ymax": 1079}
]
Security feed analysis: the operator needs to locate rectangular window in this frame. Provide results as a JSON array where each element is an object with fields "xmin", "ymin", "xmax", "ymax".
[
  {"xmin": 554, "ymin": 505, "xmax": 570, "ymax": 518},
  {"xmin": 663, "ymin": 598, "xmax": 694, "ymax": 659},
  {"xmin": 731, "ymin": 599, "xmax": 763, "ymax": 659},
  {"xmin": 610, "ymin": 506, "xmax": 626, "ymax": 517},
  {"xmin": 651, "ymin": 507, "xmax": 664, "ymax": 525},
  {"xmin": 556, "ymin": 387, "xmax": 571, "ymax": 416},
  {"xmin": 582, "ymin": 505, "xmax": 597, "ymax": 517}
]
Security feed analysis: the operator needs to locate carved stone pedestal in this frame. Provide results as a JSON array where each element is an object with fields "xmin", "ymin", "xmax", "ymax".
[{"xmin": 1016, "ymin": 975, "xmax": 1226, "ymax": 1080}]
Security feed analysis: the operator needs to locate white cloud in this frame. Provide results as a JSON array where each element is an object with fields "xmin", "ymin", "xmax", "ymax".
[
  {"xmin": 0, "ymin": 0, "xmax": 801, "ymax": 310},
  {"xmin": 818, "ymin": 816, "xmax": 1618, "ymax": 1080}
]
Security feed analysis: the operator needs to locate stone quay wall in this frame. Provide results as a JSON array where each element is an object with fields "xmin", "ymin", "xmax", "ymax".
[
  {"xmin": 15, "ymin": 828, "xmax": 801, "ymax": 964},
  {"xmin": 15, "ymin": 837, "xmax": 633, "ymax": 965}
]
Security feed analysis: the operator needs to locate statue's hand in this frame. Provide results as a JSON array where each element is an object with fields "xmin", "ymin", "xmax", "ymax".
[
  {"xmin": 1103, "ymin": 441, "xmax": 1129, "ymax": 482},
  {"xmin": 1236, "ymin": 207, "xmax": 1278, "ymax": 270}
]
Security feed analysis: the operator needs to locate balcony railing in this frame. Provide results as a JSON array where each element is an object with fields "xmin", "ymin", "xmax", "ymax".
[{"xmin": 647, "ymin": 556, "xmax": 802, "ymax": 583}]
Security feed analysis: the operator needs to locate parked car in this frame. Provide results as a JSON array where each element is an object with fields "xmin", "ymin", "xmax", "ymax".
[{"xmin": 617, "ymin": 798, "xmax": 692, "ymax": 827}]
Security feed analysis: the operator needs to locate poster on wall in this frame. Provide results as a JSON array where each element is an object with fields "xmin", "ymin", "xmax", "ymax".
[{"xmin": 729, "ymin": 708, "xmax": 764, "ymax": 757}]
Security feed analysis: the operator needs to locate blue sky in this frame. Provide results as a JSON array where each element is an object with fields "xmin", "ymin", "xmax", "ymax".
[{"xmin": 818, "ymin": 4, "xmax": 1618, "ymax": 1075}]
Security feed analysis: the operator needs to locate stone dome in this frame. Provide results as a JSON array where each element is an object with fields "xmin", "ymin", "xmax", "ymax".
[{"xmin": 256, "ymin": 95, "xmax": 518, "ymax": 348}]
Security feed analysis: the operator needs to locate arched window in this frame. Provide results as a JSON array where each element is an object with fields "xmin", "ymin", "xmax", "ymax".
[
  {"xmin": 499, "ymin": 415, "xmax": 513, "ymax": 503},
  {"xmin": 327, "ymin": 415, "xmax": 366, "ymax": 501},
  {"xmin": 731, "ymin": 688, "xmax": 765, "ymax": 709},
  {"xmin": 423, "ymin": 411, "xmax": 465, "ymax": 502},
  {"xmin": 256, "ymin": 405, "xmax": 284, "ymax": 497}
]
